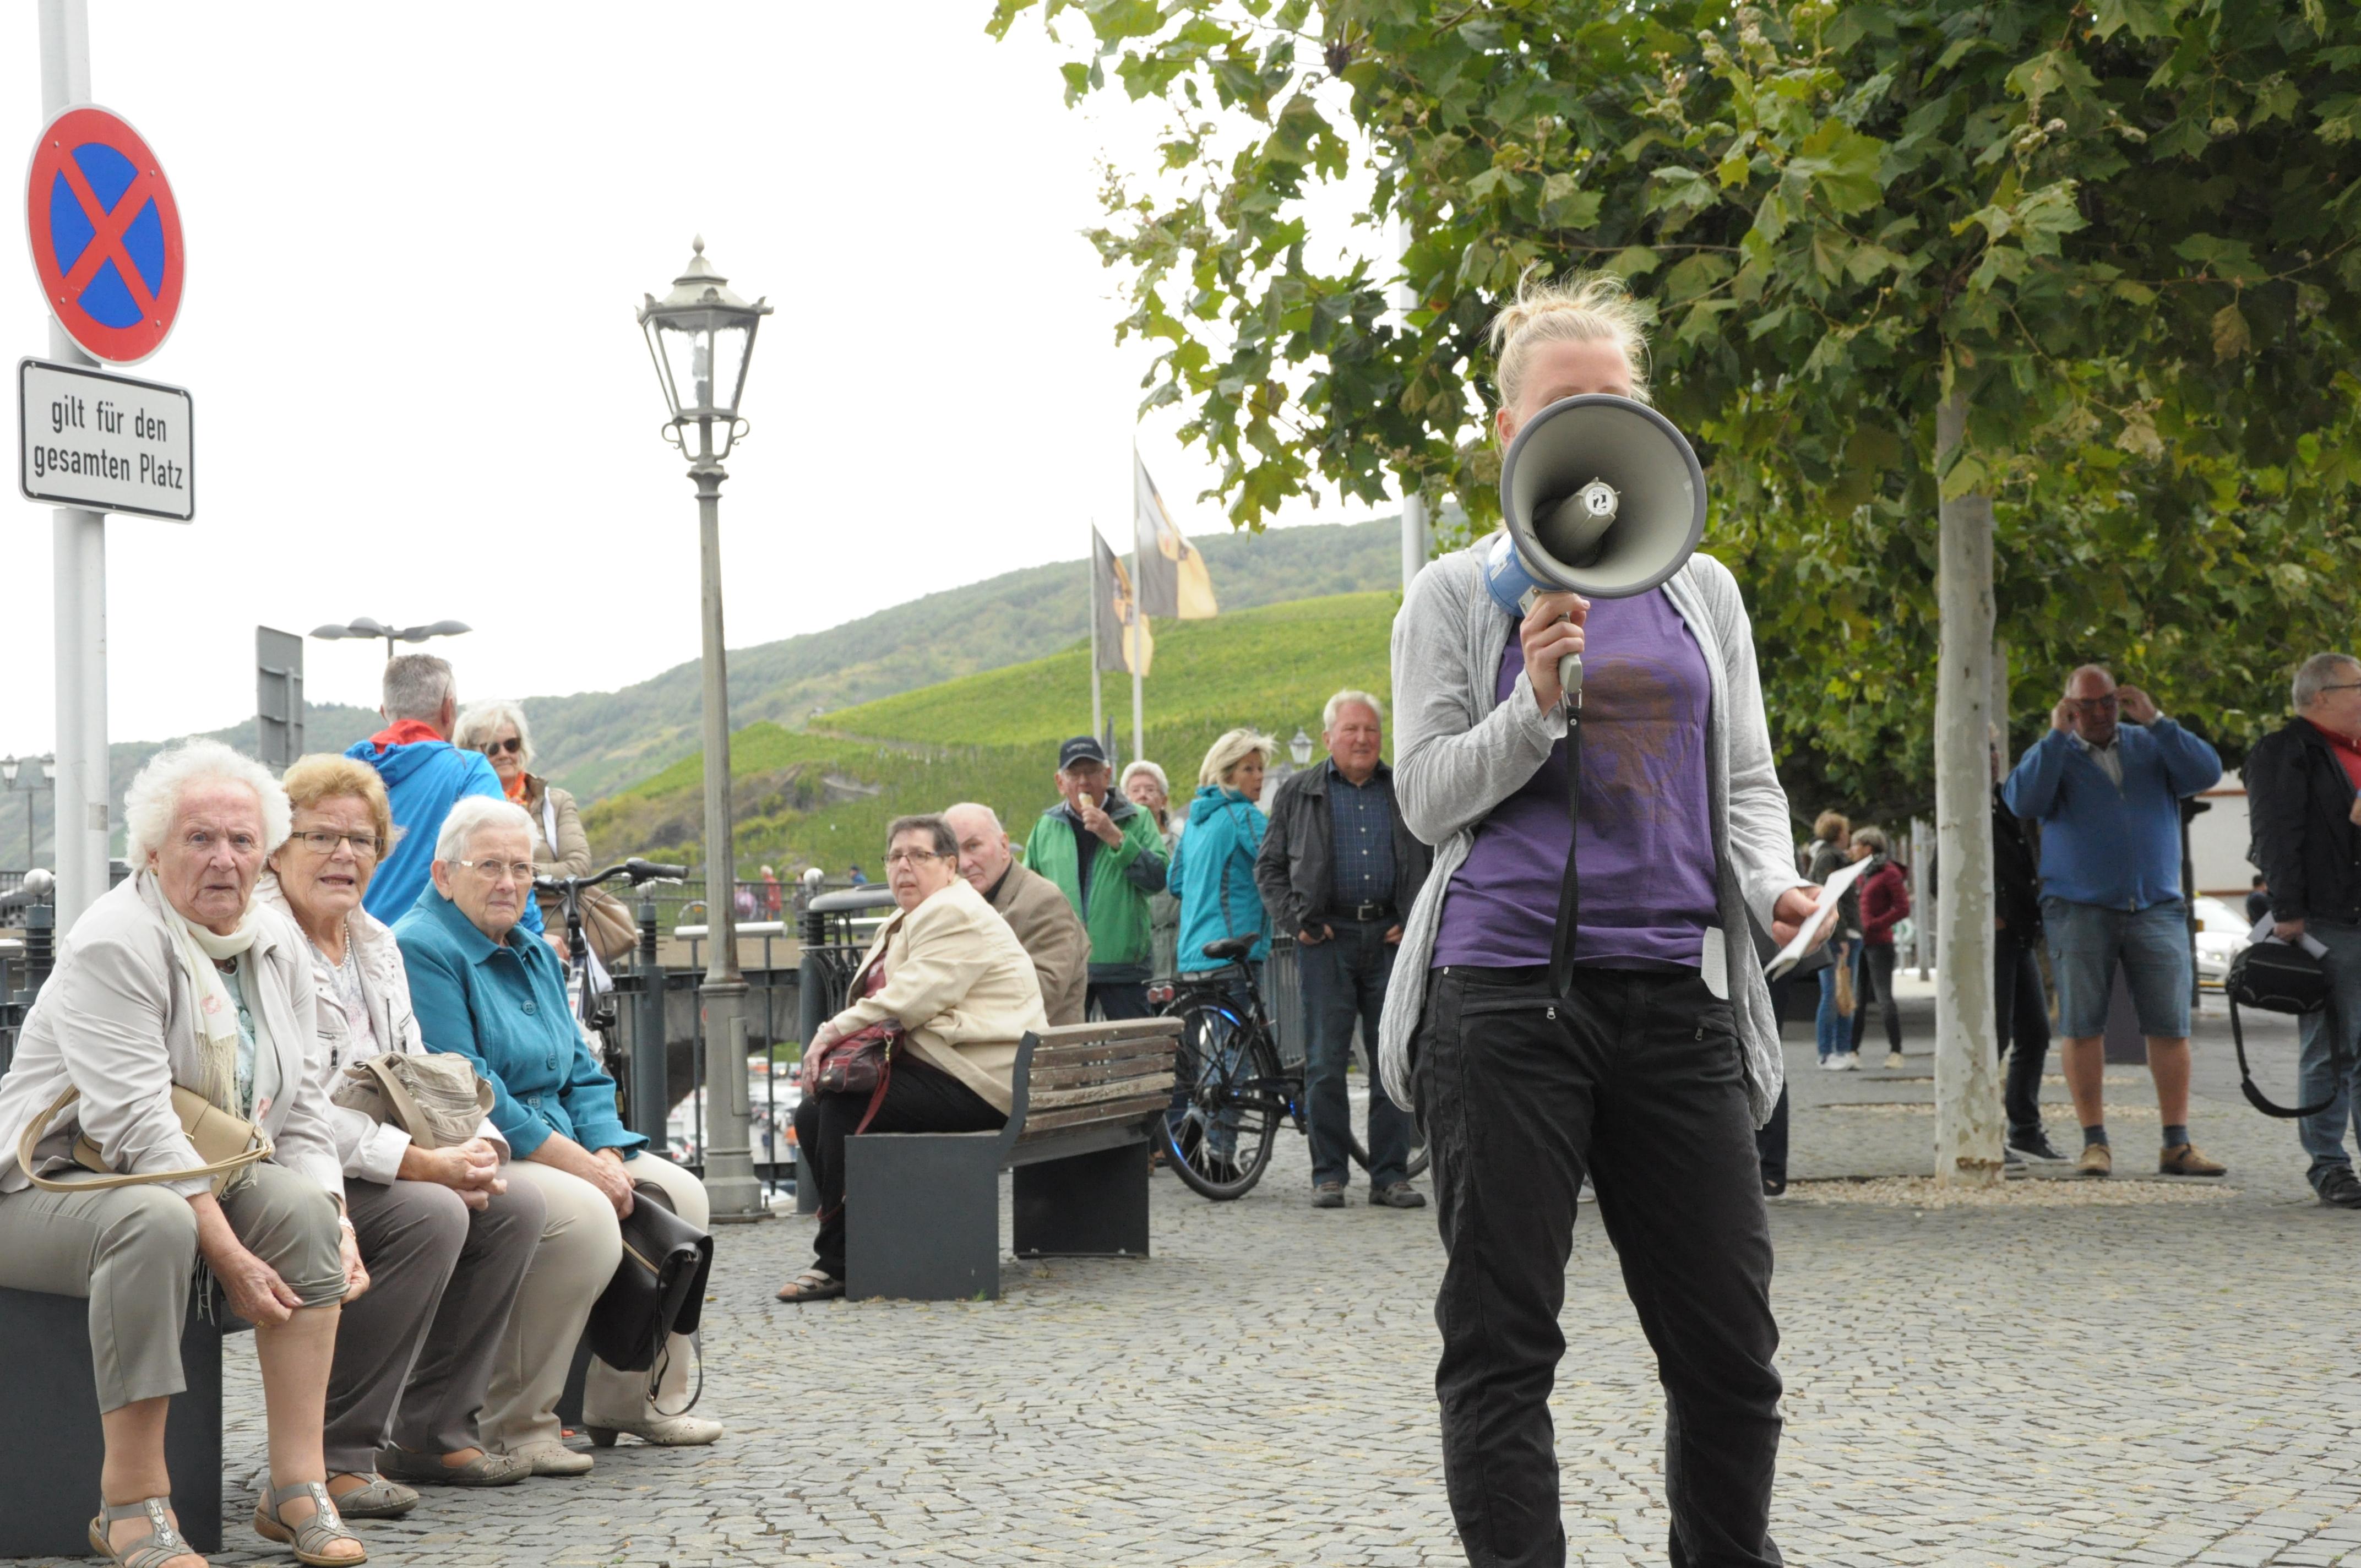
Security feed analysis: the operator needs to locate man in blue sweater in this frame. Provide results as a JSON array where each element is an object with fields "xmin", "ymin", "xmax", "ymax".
[
  {"xmin": 2004, "ymin": 665, "xmax": 2223, "ymax": 1179},
  {"xmin": 345, "ymin": 654, "xmax": 546, "ymax": 941}
]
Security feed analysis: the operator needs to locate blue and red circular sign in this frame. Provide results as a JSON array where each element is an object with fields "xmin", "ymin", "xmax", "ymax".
[{"xmin": 25, "ymin": 105, "xmax": 184, "ymax": 364}]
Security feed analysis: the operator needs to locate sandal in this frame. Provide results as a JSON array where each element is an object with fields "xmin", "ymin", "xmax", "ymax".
[
  {"xmin": 776, "ymin": 1266, "xmax": 845, "ymax": 1302},
  {"xmin": 325, "ymin": 1472, "xmax": 418, "ymax": 1518},
  {"xmin": 88, "ymin": 1496, "xmax": 200, "ymax": 1568},
  {"xmin": 253, "ymin": 1480, "xmax": 367, "ymax": 1566}
]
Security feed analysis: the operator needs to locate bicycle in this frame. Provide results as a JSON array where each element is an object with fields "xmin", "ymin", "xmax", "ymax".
[
  {"xmin": 1150, "ymin": 935, "xmax": 1430, "ymax": 1200},
  {"xmin": 532, "ymin": 857, "xmax": 686, "ymax": 1092}
]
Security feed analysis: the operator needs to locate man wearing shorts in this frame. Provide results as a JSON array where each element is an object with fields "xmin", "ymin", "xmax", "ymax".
[{"xmin": 2004, "ymin": 664, "xmax": 2225, "ymax": 1178}]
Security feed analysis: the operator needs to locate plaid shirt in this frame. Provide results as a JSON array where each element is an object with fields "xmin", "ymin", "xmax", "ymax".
[{"xmin": 1325, "ymin": 763, "xmax": 1397, "ymax": 908}]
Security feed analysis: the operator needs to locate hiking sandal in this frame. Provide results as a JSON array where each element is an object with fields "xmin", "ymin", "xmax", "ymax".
[
  {"xmin": 88, "ymin": 1497, "xmax": 201, "ymax": 1568},
  {"xmin": 253, "ymin": 1480, "xmax": 366, "ymax": 1566},
  {"xmin": 775, "ymin": 1266, "xmax": 845, "ymax": 1302}
]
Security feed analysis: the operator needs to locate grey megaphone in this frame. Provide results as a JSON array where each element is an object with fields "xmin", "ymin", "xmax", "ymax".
[{"xmin": 1483, "ymin": 393, "xmax": 1709, "ymax": 703}]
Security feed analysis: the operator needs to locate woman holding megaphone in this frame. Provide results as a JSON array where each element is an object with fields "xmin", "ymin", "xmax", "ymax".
[{"xmin": 1377, "ymin": 271, "xmax": 1825, "ymax": 1568}]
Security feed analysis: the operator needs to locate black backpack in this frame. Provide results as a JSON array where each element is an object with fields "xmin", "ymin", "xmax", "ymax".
[{"xmin": 2227, "ymin": 939, "xmax": 2339, "ymax": 1118}]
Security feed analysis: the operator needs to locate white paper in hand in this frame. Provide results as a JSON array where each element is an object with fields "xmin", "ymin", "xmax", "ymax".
[{"xmin": 1766, "ymin": 856, "xmax": 1875, "ymax": 981}]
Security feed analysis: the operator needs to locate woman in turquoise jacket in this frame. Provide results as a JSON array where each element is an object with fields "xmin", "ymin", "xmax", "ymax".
[{"xmin": 1169, "ymin": 729, "xmax": 1277, "ymax": 976}]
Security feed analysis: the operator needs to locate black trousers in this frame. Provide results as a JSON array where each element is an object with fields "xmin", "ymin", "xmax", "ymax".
[
  {"xmin": 1849, "ymin": 944, "xmax": 1903, "ymax": 1054},
  {"xmin": 1419, "ymin": 966, "xmax": 1783, "ymax": 1568},
  {"xmin": 1994, "ymin": 928, "xmax": 2052, "ymax": 1138},
  {"xmin": 791, "ymin": 1055, "xmax": 1002, "ymax": 1278}
]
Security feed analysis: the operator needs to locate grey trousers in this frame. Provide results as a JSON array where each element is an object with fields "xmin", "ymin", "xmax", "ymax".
[
  {"xmin": 0, "ymin": 1161, "xmax": 344, "ymax": 1412},
  {"xmin": 325, "ymin": 1177, "xmax": 545, "ymax": 1474}
]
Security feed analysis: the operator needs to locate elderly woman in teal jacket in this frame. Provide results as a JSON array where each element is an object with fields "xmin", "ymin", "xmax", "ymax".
[
  {"xmin": 1170, "ymin": 729, "xmax": 1279, "ymax": 977},
  {"xmin": 395, "ymin": 797, "xmax": 723, "ymax": 1475}
]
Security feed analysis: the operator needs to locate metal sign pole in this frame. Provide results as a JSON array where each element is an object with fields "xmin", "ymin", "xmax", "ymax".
[{"xmin": 39, "ymin": 0, "xmax": 107, "ymax": 923}]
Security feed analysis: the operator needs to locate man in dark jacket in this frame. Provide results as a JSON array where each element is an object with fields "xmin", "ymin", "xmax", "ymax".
[
  {"xmin": 2246, "ymin": 651, "xmax": 2361, "ymax": 1208},
  {"xmin": 1255, "ymin": 690, "xmax": 1432, "ymax": 1208},
  {"xmin": 1993, "ymin": 737, "xmax": 2063, "ymax": 1164}
]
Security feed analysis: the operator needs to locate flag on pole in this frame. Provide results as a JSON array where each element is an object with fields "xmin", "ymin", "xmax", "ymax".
[
  {"xmin": 1092, "ymin": 530, "xmax": 1154, "ymax": 677},
  {"xmin": 1133, "ymin": 453, "xmax": 1219, "ymax": 619}
]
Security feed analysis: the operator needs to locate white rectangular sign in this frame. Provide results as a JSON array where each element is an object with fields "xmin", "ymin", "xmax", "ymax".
[{"xmin": 19, "ymin": 357, "xmax": 194, "ymax": 522}]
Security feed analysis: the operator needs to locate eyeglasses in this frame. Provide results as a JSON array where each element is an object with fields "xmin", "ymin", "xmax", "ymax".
[
  {"xmin": 288, "ymin": 828, "xmax": 382, "ymax": 859},
  {"xmin": 479, "ymin": 737, "xmax": 524, "ymax": 756},
  {"xmin": 2320, "ymin": 682, "xmax": 2361, "ymax": 695},
  {"xmin": 2068, "ymin": 696, "xmax": 2119, "ymax": 710},
  {"xmin": 885, "ymin": 848, "xmax": 944, "ymax": 867},
  {"xmin": 452, "ymin": 857, "xmax": 536, "ymax": 884}
]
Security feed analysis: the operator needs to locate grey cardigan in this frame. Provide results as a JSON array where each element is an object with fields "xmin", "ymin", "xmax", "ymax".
[{"xmin": 1377, "ymin": 542, "xmax": 1807, "ymax": 1127}]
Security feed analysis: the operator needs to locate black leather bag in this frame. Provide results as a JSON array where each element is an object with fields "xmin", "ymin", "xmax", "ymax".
[
  {"xmin": 585, "ymin": 1179, "xmax": 714, "ymax": 1408},
  {"xmin": 2227, "ymin": 939, "xmax": 2338, "ymax": 1118}
]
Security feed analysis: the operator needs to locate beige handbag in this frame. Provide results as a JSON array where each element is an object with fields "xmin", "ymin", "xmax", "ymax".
[
  {"xmin": 18, "ymin": 1084, "xmax": 273, "ymax": 1197},
  {"xmin": 331, "ymin": 1052, "xmax": 493, "ymax": 1150}
]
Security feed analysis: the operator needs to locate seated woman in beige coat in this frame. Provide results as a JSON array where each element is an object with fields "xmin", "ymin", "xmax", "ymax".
[
  {"xmin": 779, "ymin": 813, "xmax": 1048, "ymax": 1302},
  {"xmin": 0, "ymin": 739, "xmax": 368, "ymax": 1568}
]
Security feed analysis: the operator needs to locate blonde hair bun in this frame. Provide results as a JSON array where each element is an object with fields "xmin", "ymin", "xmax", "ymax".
[{"xmin": 1487, "ymin": 268, "xmax": 1654, "ymax": 410}]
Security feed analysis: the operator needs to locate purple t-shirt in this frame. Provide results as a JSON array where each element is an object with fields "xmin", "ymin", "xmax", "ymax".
[{"xmin": 1432, "ymin": 589, "xmax": 1720, "ymax": 970}]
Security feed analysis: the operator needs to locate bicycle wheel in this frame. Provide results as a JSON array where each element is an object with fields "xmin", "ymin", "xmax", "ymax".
[
  {"xmin": 1164, "ymin": 999, "xmax": 1282, "ymax": 1200},
  {"xmin": 1342, "ymin": 1043, "xmax": 1430, "ymax": 1180}
]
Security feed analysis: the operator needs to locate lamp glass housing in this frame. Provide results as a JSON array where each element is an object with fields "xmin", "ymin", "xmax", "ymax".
[{"xmin": 1290, "ymin": 728, "xmax": 1315, "ymax": 767}]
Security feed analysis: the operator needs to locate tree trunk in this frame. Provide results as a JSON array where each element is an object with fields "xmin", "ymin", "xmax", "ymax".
[{"xmin": 1934, "ymin": 390, "xmax": 2005, "ymax": 1186}]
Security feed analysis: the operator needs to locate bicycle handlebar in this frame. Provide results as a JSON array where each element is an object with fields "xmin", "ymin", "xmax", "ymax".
[{"xmin": 532, "ymin": 858, "xmax": 688, "ymax": 896}]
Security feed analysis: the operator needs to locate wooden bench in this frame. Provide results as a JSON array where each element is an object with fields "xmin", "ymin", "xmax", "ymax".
[
  {"xmin": 0, "ymin": 1287, "xmax": 231, "ymax": 1556},
  {"xmin": 841, "ymin": 1017, "xmax": 1181, "ymax": 1301}
]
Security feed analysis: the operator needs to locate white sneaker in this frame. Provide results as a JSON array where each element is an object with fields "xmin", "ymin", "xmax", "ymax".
[
  {"xmin": 1837, "ymin": 1053, "xmax": 1862, "ymax": 1071},
  {"xmin": 1819, "ymin": 1055, "xmax": 1848, "ymax": 1071}
]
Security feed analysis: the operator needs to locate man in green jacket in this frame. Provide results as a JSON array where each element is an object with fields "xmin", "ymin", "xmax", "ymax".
[{"xmin": 1024, "ymin": 735, "xmax": 1169, "ymax": 1020}]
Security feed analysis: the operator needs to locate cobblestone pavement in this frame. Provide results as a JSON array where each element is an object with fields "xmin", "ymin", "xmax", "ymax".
[{"xmin": 25, "ymin": 997, "xmax": 2361, "ymax": 1567}]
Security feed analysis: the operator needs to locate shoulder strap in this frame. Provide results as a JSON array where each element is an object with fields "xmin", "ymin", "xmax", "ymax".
[
  {"xmin": 2232, "ymin": 992, "xmax": 2338, "ymax": 1119},
  {"xmin": 16, "ymin": 1085, "xmax": 274, "ymax": 1192},
  {"xmin": 362, "ymin": 1055, "xmax": 433, "ymax": 1141}
]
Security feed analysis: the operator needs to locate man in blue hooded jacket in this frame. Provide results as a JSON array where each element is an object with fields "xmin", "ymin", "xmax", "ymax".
[{"xmin": 345, "ymin": 654, "xmax": 545, "ymax": 939}]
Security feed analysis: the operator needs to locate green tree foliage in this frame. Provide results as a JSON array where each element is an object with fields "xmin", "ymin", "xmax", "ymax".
[{"xmin": 992, "ymin": 0, "xmax": 2361, "ymax": 816}]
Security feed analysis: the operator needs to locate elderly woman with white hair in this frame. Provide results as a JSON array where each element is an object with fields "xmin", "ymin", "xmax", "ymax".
[
  {"xmin": 0, "ymin": 739, "xmax": 368, "ymax": 1568},
  {"xmin": 1121, "ymin": 759, "xmax": 1183, "ymax": 978},
  {"xmin": 450, "ymin": 700, "xmax": 587, "ymax": 936},
  {"xmin": 391, "ymin": 797, "xmax": 719, "ymax": 1472}
]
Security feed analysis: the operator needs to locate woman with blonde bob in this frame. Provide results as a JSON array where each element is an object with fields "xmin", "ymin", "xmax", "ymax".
[
  {"xmin": 0, "ymin": 739, "xmax": 367, "ymax": 1568},
  {"xmin": 1377, "ymin": 270, "xmax": 1823, "ymax": 1567},
  {"xmin": 258, "ymin": 755, "xmax": 543, "ymax": 1512},
  {"xmin": 1168, "ymin": 729, "xmax": 1277, "ymax": 977}
]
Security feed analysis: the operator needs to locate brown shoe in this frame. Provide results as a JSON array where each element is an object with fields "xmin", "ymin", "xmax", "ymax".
[
  {"xmin": 2159, "ymin": 1142, "xmax": 2226, "ymax": 1177},
  {"xmin": 2075, "ymin": 1142, "xmax": 2112, "ymax": 1178}
]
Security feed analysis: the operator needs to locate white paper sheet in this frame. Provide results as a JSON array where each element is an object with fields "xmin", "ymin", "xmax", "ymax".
[{"xmin": 1766, "ymin": 856, "xmax": 1875, "ymax": 981}]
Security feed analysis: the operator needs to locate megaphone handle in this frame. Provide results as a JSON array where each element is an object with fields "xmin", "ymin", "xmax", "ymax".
[
  {"xmin": 1559, "ymin": 652, "xmax": 1583, "ymax": 709},
  {"xmin": 1547, "ymin": 704, "xmax": 1581, "ymax": 1005}
]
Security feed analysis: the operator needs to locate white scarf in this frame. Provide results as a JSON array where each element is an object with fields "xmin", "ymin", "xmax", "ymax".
[{"xmin": 147, "ymin": 869, "xmax": 263, "ymax": 1114}]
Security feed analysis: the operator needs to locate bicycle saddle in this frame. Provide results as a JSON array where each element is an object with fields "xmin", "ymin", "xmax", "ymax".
[{"xmin": 1200, "ymin": 935, "xmax": 1257, "ymax": 961}]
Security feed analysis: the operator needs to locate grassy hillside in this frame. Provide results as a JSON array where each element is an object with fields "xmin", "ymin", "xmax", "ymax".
[
  {"xmin": 528, "ymin": 515, "xmax": 1405, "ymax": 802},
  {"xmin": 581, "ymin": 592, "xmax": 1398, "ymax": 874}
]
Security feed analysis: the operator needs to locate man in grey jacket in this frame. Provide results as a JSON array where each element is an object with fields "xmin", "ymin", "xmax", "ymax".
[{"xmin": 1383, "ymin": 281, "xmax": 1821, "ymax": 1568}]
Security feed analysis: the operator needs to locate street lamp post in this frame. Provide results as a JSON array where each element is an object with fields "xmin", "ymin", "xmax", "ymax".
[
  {"xmin": 1289, "ymin": 728, "xmax": 1315, "ymax": 769},
  {"xmin": 310, "ymin": 618, "xmax": 473, "ymax": 662},
  {"xmin": 640, "ymin": 236, "xmax": 773, "ymax": 1224},
  {"xmin": 3, "ymin": 755, "xmax": 58, "ymax": 868}
]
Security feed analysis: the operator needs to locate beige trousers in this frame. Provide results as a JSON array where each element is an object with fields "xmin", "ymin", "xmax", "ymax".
[
  {"xmin": 0, "ymin": 1161, "xmax": 342, "ymax": 1412},
  {"xmin": 480, "ymin": 1152, "xmax": 708, "ymax": 1451}
]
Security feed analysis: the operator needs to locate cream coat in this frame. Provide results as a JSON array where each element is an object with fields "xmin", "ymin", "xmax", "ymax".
[
  {"xmin": 0, "ymin": 874, "xmax": 344, "ymax": 1198},
  {"xmin": 256, "ymin": 873, "xmax": 507, "ymax": 1184},
  {"xmin": 829, "ymin": 878, "xmax": 1048, "ymax": 1114}
]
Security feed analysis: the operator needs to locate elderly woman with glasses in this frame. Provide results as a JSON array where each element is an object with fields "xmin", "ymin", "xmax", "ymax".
[
  {"xmin": 257, "ymin": 755, "xmax": 545, "ymax": 1515},
  {"xmin": 0, "ymin": 741, "xmax": 366, "ymax": 1568},
  {"xmin": 392, "ymin": 798, "xmax": 720, "ymax": 1471},
  {"xmin": 777, "ymin": 814, "xmax": 1047, "ymax": 1303},
  {"xmin": 450, "ymin": 700, "xmax": 587, "ymax": 938}
]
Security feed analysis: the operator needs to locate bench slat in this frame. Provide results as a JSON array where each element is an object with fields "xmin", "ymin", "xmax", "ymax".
[
  {"xmin": 1027, "ymin": 1052, "xmax": 1179, "ymax": 1089},
  {"xmin": 1018, "ymin": 1092, "xmax": 1172, "ymax": 1137},
  {"xmin": 1029, "ymin": 1074, "xmax": 1176, "ymax": 1112},
  {"xmin": 1026, "ymin": 1019, "xmax": 1183, "ymax": 1050},
  {"xmin": 1028, "ymin": 1040, "xmax": 1178, "ymax": 1072}
]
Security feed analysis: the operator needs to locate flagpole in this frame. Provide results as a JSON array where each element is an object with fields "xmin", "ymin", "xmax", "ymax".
[
  {"xmin": 1089, "ymin": 520, "xmax": 1104, "ymax": 741},
  {"xmin": 1129, "ymin": 443, "xmax": 1146, "ymax": 764}
]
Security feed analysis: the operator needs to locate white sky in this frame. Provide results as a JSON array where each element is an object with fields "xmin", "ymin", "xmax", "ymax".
[{"xmin": 0, "ymin": 3, "xmax": 1394, "ymax": 758}]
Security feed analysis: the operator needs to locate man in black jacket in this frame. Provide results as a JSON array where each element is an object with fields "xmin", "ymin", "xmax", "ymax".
[
  {"xmin": 1255, "ymin": 690, "xmax": 1433, "ymax": 1208},
  {"xmin": 1993, "ymin": 735, "xmax": 2064, "ymax": 1164},
  {"xmin": 2246, "ymin": 651, "xmax": 2361, "ymax": 1208}
]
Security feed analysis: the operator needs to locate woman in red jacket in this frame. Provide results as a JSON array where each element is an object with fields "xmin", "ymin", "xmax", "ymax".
[{"xmin": 1851, "ymin": 826, "xmax": 1912, "ymax": 1068}]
